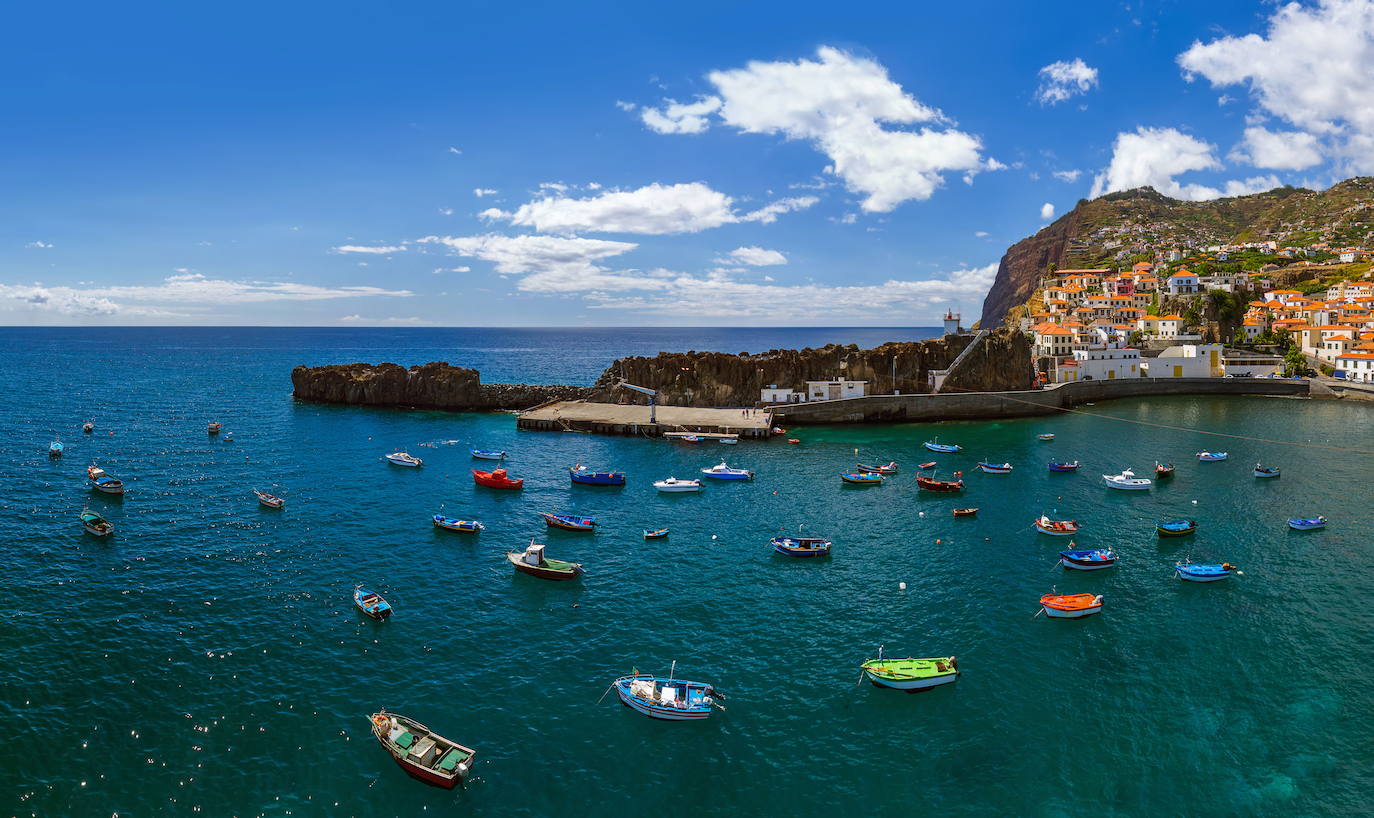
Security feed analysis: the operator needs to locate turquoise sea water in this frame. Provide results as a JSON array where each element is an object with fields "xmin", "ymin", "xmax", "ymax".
[{"xmin": 3, "ymin": 328, "xmax": 1370, "ymax": 816}]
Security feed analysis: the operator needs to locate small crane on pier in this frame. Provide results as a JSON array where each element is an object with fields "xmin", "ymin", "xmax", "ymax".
[{"xmin": 616, "ymin": 381, "xmax": 658, "ymax": 424}]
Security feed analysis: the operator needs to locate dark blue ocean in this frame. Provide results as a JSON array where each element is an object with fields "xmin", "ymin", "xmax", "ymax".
[{"xmin": 2, "ymin": 327, "xmax": 1369, "ymax": 817}]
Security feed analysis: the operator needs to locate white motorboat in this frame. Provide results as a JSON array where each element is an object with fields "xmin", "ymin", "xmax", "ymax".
[
  {"xmin": 653, "ymin": 477, "xmax": 702, "ymax": 493},
  {"xmin": 700, "ymin": 462, "xmax": 753, "ymax": 480},
  {"xmin": 385, "ymin": 452, "xmax": 423, "ymax": 467},
  {"xmin": 1102, "ymin": 468, "xmax": 1151, "ymax": 490}
]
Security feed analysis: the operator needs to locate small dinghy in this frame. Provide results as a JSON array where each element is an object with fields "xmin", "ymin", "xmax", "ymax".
[
  {"xmin": 1175, "ymin": 561, "xmax": 1238, "ymax": 582},
  {"xmin": 49, "ymin": 441, "xmax": 63, "ymax": 457},
  {"xmin": 923, "ymin": 440, "xmax": 961, "ymax": 453},
  {"xmin": 917, "ymin": 472, "xmax": 964, "ymax": 492},
  {"xmin": 385, "ymin": 452, "xmax": 423, "ymax": 468},
  {"xmin": 643, "ymin": 528, "xmax": 669, "ymax": 540},
  {"xmin": 1058, "ymin": 549, "xmax": 1117, "ymax": 571},
  {"xmin": 786, "ymin": 438, "xmax": 801, "ymax": 445},
  {"xmin": 472, "ymin": 468, "xmax": 523, "ymax": 489},
  {"xmin": 654, "ymin": 477, "xmax": 701, "ymax": 493},
  {"xmin": 1156, "ymin": 519, "xmax": 1198, "ymax": 537},
  {"xmin": 1254, "ymin": 465, "xmax": 1281, "ymax": 478},
  {"xmin": 1048, "ymin": 461, "xmax": 1080, "ymax": 472},
  {"xmin": 718, "ymin": 437, "xmax": 738, "ymax": 445},
  {"xmin": 860, "ymin": 653, "xmax": 958, "ymax": 691},
  {"xmin": 87, "ymin": 465, "xmax": 125, "ymax": 495},
  {"xmin": 1196, "ymin": 451, "xmax": 1228, "ymax": 461},
  {"xmin": 917, "ymin": 461, "xmax": 938, "ymax": 470},
  {"xmin": 1103, "ymin": 469, "xmax": 1151, "ymax": 490},
  {"xmin": 701, "ymin": 462, "xmax": 754, "ymax": 480},
  {"xmin": 80, "ymin": 510, "xmax": 113, "ymax": 536},
  {"xmin": 542, "ymin": 512, "xmax": 596, "ymax": 531},
  {"xmin": 1034, "ymin": 515, "xmax": 1078, "ymax": 536},
  {"xmin": 82, "ymin": 421, "xmax": 94, "ymax": 433},
  {"xmin": 1037, "ymin": 433, "xmax": 1055, "ymax": 441},
  {"xmin": 855, "ymin": 461, "xmax": 898, "ymax": 474},
  {"xmin": 470, "ymin": 449, "xmax": 506, "ymax": 460},
  {"xmin": 207, "ymin": 422, "xmax": 222, "ymax": 435},
  {"xmin": 1039, "ymin": 592, "xmax": 1103, "ymax": 619},
  {"xmin": 506, "ymin": 541, "xmax": 582, "ymax": 580},
  {"xmin": 1288, "ymin": 516, "xmax": 1326, "ymax": 531},
  {"xmin": 612, "ymin": 666, "xmax": 723, "ymax": 720},
  {"xmin": 952, "ymin": 507, "xmax": 978, "ymax": 517},
  {"xmin": 369, "ymin": 710, "xmax": 475, "ymax": 788},
  {"xmin": 569, "ymin": 465, "xmax": 626, "ymax": 486},
  {"xmin": 1155, "ymin": 462, "xmax": 1175, "ymax": 478},
  {"xmin": 679, "ymin": 435, "xmax": 703, "ymax": 443},
  {"xmin": 771, "ymin": 536, "xmax": 832, "ymax": 557},
  {"xmin": 840, "ymin": 471, "xmax": 884, "ymax": 485},
  {"xmin": 354, "ymin": 586, "xmax": 392, "ymax": 620},
  {"xmin": 433, "ymin": 515, "xmax": 483, "ymax": 533},
  {"xmin": 253, "ymin": 489, "xmax": 285, "ymax": 509},
  {"xmin": 977, "ymin": 461, "xmax": 1013, "ymax": 474}
]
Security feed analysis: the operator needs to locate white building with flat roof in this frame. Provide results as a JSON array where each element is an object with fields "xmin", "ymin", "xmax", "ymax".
[
  {"xmin": 804, "ymin": 378, "xmax": 867, "ymax": 401},
  {"xmin": 1068, "ymin": 347, "xmax": 1142, "ymax": 380}
]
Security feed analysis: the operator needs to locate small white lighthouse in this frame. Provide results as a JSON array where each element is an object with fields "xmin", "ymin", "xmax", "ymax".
[{"xmin": 943, "ymin": 310, "xmax": 962, "ymax": 336}]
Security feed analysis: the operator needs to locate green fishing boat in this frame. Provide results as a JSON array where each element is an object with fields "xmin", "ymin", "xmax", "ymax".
[{"xmin": 860, "ymin": 654, "xmax": 958, "ymax": 691}]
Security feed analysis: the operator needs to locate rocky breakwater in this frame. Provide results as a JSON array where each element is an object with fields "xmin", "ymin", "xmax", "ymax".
[{"xmin": 291, "ymin": 361, "xmax": 593, "ymax": 411}]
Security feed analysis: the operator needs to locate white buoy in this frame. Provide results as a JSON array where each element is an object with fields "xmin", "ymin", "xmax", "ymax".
[
  {"xmin": 711, "ymin": 534, "xmax": 718, "ymax": 540},
  {"xmin": 898, "ymin": 581, "xmax": 907, "ymax": 590},
  {"xmin": 918, "ymin": 511, "xmax": 925, "ymax": 517}
]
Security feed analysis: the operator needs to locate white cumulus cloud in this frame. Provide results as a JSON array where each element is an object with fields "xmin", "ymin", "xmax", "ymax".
[
  {"xmin": 738, "ymin": 196, "xmax": 819, "ymax": 224},
  {"xmin": 418, "ymin": 233, "xmax": 664, "ymax": 292},
  {"xmin": 1036, "ymin": 58, "xmax": 1100, "ymax": 105},
  {"xmin": 26, "ymin": 240, "xmax": 54, "ymax": 249},
  {"xmin": 1091, "ymin": 126, "xmax": 1286, "ymax": 201},
  {"xmin": 1230, "ymin": 126, "xmax": 1325, "ymax": 171},
  {"xmin": 1040, "ymin": 202, "xmax": 1056, "ymax": 220},
  {"xmin": 332, "ymin": 245, "xmax": 407, "ymax": 255},
  {"xmin": 1052, "ymin": 169, "xmax": 1082, "ymax": 183},
  {"xmin": 640, "ymin": 95, "xmax": 723, "ymax": 134},
  {"xmin": 721, "ymin": 246, "xmax": 787, "ymax": 266}
]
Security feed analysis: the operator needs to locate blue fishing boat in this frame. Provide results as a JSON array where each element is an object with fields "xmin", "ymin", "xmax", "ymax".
[
  {"xmin": 1288, "ymin": 516, "xmax": 1326, "ymax": 531},
  {"xmin": 49, "ymin": 440, "xmax": 63, "ymax": 457},
  {"xmin": 569, "ymin": 465, "xmax": 626, "ymax": 486},
  {"xmin": 977, "ymin": 461, "xmax": 1012, "ymax": 474},
  {"xmin": 354, "ymin": 586, "xmax": 393, "ymax": 620},
  {"xmin": 840, "ymin": 471, "xmax": 884, "ymax": 485},
  {"xmin": 1174, "ymin": 561, "xmax": 1238, "ymax": 582},
  {"xmin": 1196, "ymin": 451, "xmax": 1228, "ymax": 461},
  {"xmin": 542, "ymin": 512, "xmax": 596, "ymax": 531},
  {"xmin": 643, "ymin": 528, "xmax": 669, "ymax": 540},
  {"xmin": 771, "ymin": 536, "xmax": 832, "ymax": 557},
  {"xmin": 470, "ymin": 449, "xmax": 506, "ymax": 460},
  {"xmin": 611, "ymin": 665, "xmax": 723, "ymax": 721},
  {"xmin": 700, "ymin": 462, "xmax": 753, "ymax": 480},
  {"xmin": 1048, "ymin": 461, "xmax": 1079, "ymax": 472},
  {"xmin": 433, "ymin": 515, "xmax": 483, "ymax": 533},
  {"xmin": 1058, "ymin": 549, "xmax": 1117, "ymax": 571},
  {"xmin": 1254, "ymin": 465, "xmax": 1280, "ymax": 478},
  {"xmin": 1156, "ymin": 519, "xmax": 1199, "ymax": 537},
  {"xmin": 923, "ymin": 440, "xmax": 961, "ymax": 453}
]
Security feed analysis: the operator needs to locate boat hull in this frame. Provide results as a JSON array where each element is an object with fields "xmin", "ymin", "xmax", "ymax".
[
  {"xmin": 1042, "ymin": 605, "xmax": 1102, "ymax": 618},
  {"xmin": 923, "ymin": 443, "xmax": 960, "ymax": 453},
  {"xmin": 570, "ymin": 472, "xmax": 626, "ymax": 486},
  {"xmin": 864, "ymin": 670, "xmax": 957, "ymax": 691},
  {"xmin": 1104, "ymin": 480, "xmax": 1151, "ymax": 490},
  {"xmin": 1157, "ymin": 526, "xmax": 1197, "ymax": 537},
  {"xmin": 1035, "ymin": 522, "xmax": 1077, "ymax": 536},
  {"xmin": 473, "ymin": 470, "xmax": 523, "ymax": 489},
  {"xmin": 507, "ymin": 553, "xmax": 582, "ymax": 580},
  {"xmin": 433, "ymin": 518, "xmax": 482, "ymax": 533},
  {"xmin": 655, "ymin": 484, "xmax": 700, "ymax": 492},
  {"xmin": 977, "ymin": 464, "xmax": 1012, "ymax": 474},
  {"xmin": 771, "ymin": 538, "xmax": 832, "ymax": 557},
  {"xmin": 701, "ymin": 472, "xmax": 752, "ymax": 480},
  {"xmin": 916, "ymin": 478, "xmax": 964, "ymax": 492},
  {"xmin": 91, "ymin": 482, "xmax": 124, "ymax": 495},
  {"xmin": 543, "ymin": 516, "xmax": 596, "ymax": 531},
  {"xmin": 1176, "ymin": 570, "xmax": 1230, "ymax": 582},
  {"xmin": 1254, "ymin": 471, "xmax": 1280, "ymax": 478},
  {"xmin": 386, "ymin": 456, "xmax": 421, "ymax": 467},
  {"xmin": 1060, "ymin": 558, "xmax": 1115, "ymax": 571},
  {"xmin": 841, "ymin": 475, "xmax": 883, "ymax": 485},
  {"xmin": 1048, "ymin": 463, "xmax": 1079, "ymax": 472}
]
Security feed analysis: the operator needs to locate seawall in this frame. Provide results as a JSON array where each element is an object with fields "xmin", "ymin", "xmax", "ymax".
[{"xmin": 772, "ymin": 377, "xmax": 1310, "ymax": 424}]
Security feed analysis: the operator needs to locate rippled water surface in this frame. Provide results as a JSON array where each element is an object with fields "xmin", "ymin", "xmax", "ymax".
[{"xmin": 2, "ymin": 327, "xmax": 1370, "ymax": 816}]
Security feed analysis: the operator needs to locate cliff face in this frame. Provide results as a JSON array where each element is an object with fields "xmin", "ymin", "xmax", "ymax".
[
  {"xmin": 290, "ymin": 362, "xmax": 592, "ymax": 410},
  {"xmin": 938, "ymin": 328, "xmax": 1035, "ymax": 393},
  {"xmin": 980, "ymin": 207, "xmax": 1088, "ymax": 332}
]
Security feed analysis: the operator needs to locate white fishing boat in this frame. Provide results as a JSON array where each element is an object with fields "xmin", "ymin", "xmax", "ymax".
[
  {"xmin": 385, "ymin": 452, "xmax": 423, "ymax": 467},
  {"xmin": 700, "ymin": 462, "xmax": 753, "ymax": 480},
  {"xmin": 653, "ymin": 477, "xmax": 702, "ymax": 493},
  {"xmin": 1102, "ymin": 469, "xmax": 1151, "ymax": 490}
]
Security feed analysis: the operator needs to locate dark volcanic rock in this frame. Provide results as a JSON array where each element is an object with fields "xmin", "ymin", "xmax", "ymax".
[{"xmin": 291, "ymin": 362, "xmax": 592, "ymax": 410}]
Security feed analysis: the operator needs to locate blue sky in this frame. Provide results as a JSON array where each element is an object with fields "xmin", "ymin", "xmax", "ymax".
[{"xmin": 2, "ymin": 0, "xmax": 1371, "ymax": 325}]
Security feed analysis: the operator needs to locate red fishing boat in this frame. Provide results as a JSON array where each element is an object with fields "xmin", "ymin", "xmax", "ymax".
[
  {"xmin": 369, "ymin": 710, "xmax": 475, "ymax": 788},
  {"xmin": 472, "ymin": 468, "xmax": 524, "ymax": 489},
  {"xmin": 917, "ymin": 472, "xmax": 964, "ymax": 492}
]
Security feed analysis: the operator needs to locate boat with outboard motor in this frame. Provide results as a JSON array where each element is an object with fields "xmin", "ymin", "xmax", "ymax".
[
  {"xmin": 1196, "ymin": 451, "xmax": 1229, "ymax": 461},
  {"xmin": 1174, "ymin": 561, "xmax": 1238, "ymax": 582},
  {"xmin": 923, "ymin": 440, "xmax": 961, "ymax": 453},
  {"xmin": 369, "ymin": 710, "xmax": 475, "ymax": 788},
  {"xmin": 855, "ymin": 461, "xmax": 898, "ymax": 474},
  {"xmin": 700, "ymin": 462, "xmax": 754, "ymax": 480},
  {"xmin": 840, "ymin": 471, "xmax": 884, "ymax": 485},
  {"xmin": 472, "ymin": 468, "xmax": 523, "ymax": 489},
  {"xmin": 433, "ymin": 515, "xmax": 483, "ymax": 533},
  {"xmin": 385, "ymin": 452, "xmax": 423, "ymax": 467},
  {"xmin": 1039, "ymin": 592, "xmax": 1103, "ymax": 618},
  {"xmin": 611, "ymin": 664, "xmax": 723, "ymax": 720},
  {"xmin": 87, "ymin": 465, "xmax": 125, "ymax": 495},
  {"xmin": 1103, "ymin": 469, "xmax": 1151, "ymax": 490},
  {"xmin": 507, "ymin": 541, "xmax": 583, "ymax": 580},
  {"xmin": 470, "ymin": 449, "xmax": 506, "ymax": 460},
  {"xmin": 770, "ymin": 536, "xmax": 832, "ymax": 557},
  {"xmin": 1048, "ymin": 461, "xmax": 1079, "ymax": 472},
  {"xmin": 860, "ymin": 651, "xmax": 959, "ymax": 691},
  {"xmin": 253, "ymin": 489, "xmax": 285, "ymax": 509},
  {"xmin": 1156, "ymin": 519, "xmax": 1198, "ymax": 537},
  {"xmin": 643, "ymin": 528, "xmax": 669, "ymax": 540},
  {"xmin": 80, "ymin": 510, "xmax": 113, "ymax": 536},
  {"xmin": 1034, "ymin": 515, "xmax": 1078, "ymax": 536},
  {"xmin": 1058, "ymin": 549, "xmax": 1117, "ymax": 571},
  {"xmin": 917, "ymin": 472, "xmax": 964, "ymax": 492},
  {"xmin": 977, "ymin": 461, "xmax": 1013, "ymax": 474},
  {"xmin": 653, "ymin": 477, "xmax": 701, "ymax": 493},
  {"xmin": 1288, "ymin": 516, "xmax": 1326, "ymax": 531},
  {"xmin": 354, "ymin": 586, "xmax": 392, "ymax": 620},
  {"xmin": 542, "ymin": 512, "xmax": 596, "ymax": 531},
  {"xmin": 569, "ymin": 465, "xmax": 626, "ymax": 486},
  {"xmin": 1254, "ymin": 465, "xmax": 1281, "ymax": 478}
]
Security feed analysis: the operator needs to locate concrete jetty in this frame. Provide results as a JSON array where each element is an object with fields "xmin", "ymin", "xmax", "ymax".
[{"xmin": 517, "ymin": 400, "xmax": 773, "ymax": 438}]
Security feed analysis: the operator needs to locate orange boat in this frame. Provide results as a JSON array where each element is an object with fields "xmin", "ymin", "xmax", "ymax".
[
  {"xmin": 473, "ymin": 468, "xmax": 524, "ymax": 490},
  {"xmin": 1039, "ymin": 593, "xmax": 1103, "ymax": 619}
]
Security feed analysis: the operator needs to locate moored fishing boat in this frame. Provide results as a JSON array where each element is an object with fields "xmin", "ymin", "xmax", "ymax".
[
  {"xmin": 569, "ymin": 465, "xmax": 626, "ymax": 486},
  {"xmin": 1156, "ymin": 519, "xmax": 1198, "ymax": 537},
  {"xmin": 506, "ymin": 541, "xmax": 583, "ymax": 580},
  {"xmin": 354, "ymin": 586, "xmax": 392, "ymax": 619},
  {"xmin": 1037, "ymin": 433, "xmax": 1055, "ymax": 441},
  {"xmin": 207, "ymin": 422, "xmax": 221, "ymax": 435},
  {"xmin": 1155, "ymin": 462, "xmax": 1175, "ymax": 478},
  {"xmin": 1254, "ymin": 465, "xmax": 1281, "ymax": 478},
  {"xmin": 470, "ymin": 449, "xmax": 506, "ymax": 460},
  {"xmin": 1034, "ymin": 515, "xmax": 1078, "ymax": 536},
  {"xmin": 82, "ymin": 421, "xmax": 94, "ymax": 433},
  {"xmin": 718, "ymin": 437, "xmax": 738, "ymax": 445},
  {"xmin": 840, "ymin": 471, "xmax": 884, "ymax": 485},
  {"xmin": 433, "ymin": 515, "xmax": 483, "ymax": 533},
  {"xmin": 700, "ymin": 462, "xmax": 754, "ymax": 480},
  {"xmin": 87, "ymin": 465, "xmax": 125, "ymax": 495},
  {"xmin": 472, "ymin": 468, "xmax": 523, "ymax": 489},
  {"xmin": 679, "ymin": 435, "xmax": 703, "ymax": 443},
  {"xmin": 611, "ymin": 666, "xmax": 723, "ymax": 720},
  {"xmin": 860, "ymin": 652, "xmax": 958, "ymax": 691},
  {"xmin": 917, "ymin": 461, "xmax": 937, "ymax": 470},
  {"xmin": 923, "ymin": 440, "xmax": 961, "ymax": 453},
  {"xmin": 1039, "ymin": 592, "xmax": 1103, "ymax": 618},
  {"xmin": 542, "ymin": 512, "xmax": 596, "ymax": 531},
  {"xmin": 1048, "ymin": 460, "xmax": 1079, "ymax": 472},
  {"xmin": 385, "ymin": 451, "xmax": 423, "ymax": 468},
  {"xmin": 369, "ymin": 710, "xmax": 475, "ymax": 788},
  {"xmin": 917, "ymin": 472, "xmax": 964, "ymax": 492},
  {"xmin": 976, "ymin": 461, "xmax": 1013, "ymax": 474},
  {"xmin": 80, "ymin": 510, "xmax": 113, "ymax": 536},
  {"xmin": 855, "ymin": 461, "xmax": 898, "ymax": 474},
  {"xmin": 770, "ymin": 536, "xmax": 832, "ymax": 557},
  {"xmin": 1288, "ymin": 516, "xmax": 1326, "ymax": 531},
  {"xmin": 952, "ymin": 507, "xmax": 978, "ymax": 517},
  {"xmin": 653, "ymin": 477, "xmax": 701, "ymax": 493},
  {"xmin": 643, "ymin": 528, "xmax": 669, "ymax": 540},
  {"xmin": 49, "ymin": 440, "xmax": 63, "ymax": 457},
  {"xmin": 1196, "ymin": 451, "xmax": 1228, "ymax": 461},
  {"xmin": 1174, "ymin": 561, "xmax": 1238, "ymax": 582},
  {"xmin": 1058, "ymin": 549, "xmax": 1117, "ymax": 570},
  {"xmin": 253, "ymin": 489, "xmax": 285, "ymax": 509},
  {"xmin": 1103, "ymin": 469, "xmax": 1151, "ymax": 490}
]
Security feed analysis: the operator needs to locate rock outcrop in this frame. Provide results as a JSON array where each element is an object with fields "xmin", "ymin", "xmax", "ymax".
[
  {"xmin": 290, "ymin": 362, "xmax": 592, "ymax": 410},
  {"xmin": 938, "ymin": 328, "xmax": 1036, "ymax": 393}
]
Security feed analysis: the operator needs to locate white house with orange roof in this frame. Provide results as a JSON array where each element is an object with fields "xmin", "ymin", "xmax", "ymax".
[
  {"xmin": 1032, "ymin": 323, "xmax": 1077, "ymax": 357},
  {"xmin": 1137, "ymin": 314, "xmax": 1184, "ymax": 339},
  {"xmin": 1264, "ymin": 289, "xmax": 1304, "ymax": 306},
  {"xmin": 1166, "ymin": 269, "xmax": 1200, "ymax": 296},
  {"xmin": 1335, "ymin": 351, "xmax": 1374, "ymax": 383}
]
